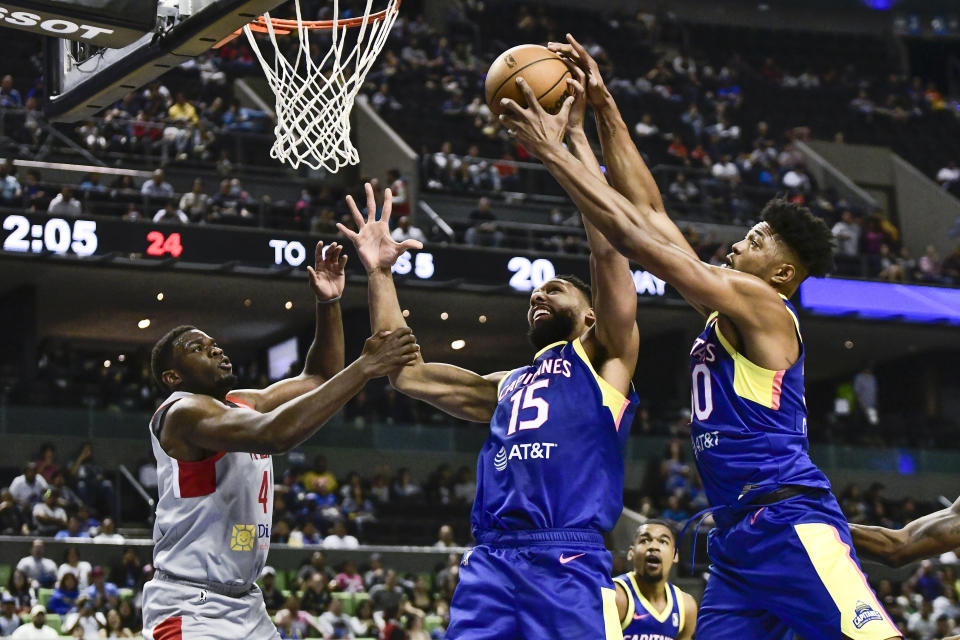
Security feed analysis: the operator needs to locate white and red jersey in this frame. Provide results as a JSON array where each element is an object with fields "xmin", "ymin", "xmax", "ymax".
[{"xmin": 149, "ymin": 391, "xmax": 273, "ymax": 588}]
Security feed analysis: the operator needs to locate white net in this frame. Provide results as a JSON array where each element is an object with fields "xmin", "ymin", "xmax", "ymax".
[{"xmin": 244, "ymin": 0, "xmax": 400, "ymax": 172}]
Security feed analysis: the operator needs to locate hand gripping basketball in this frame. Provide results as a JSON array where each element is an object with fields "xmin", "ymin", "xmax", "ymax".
[
  {"xmin": 498, "ymin": 77, "xmax": 575, "ymax": 159},
  {"xmin": 548, "ymin": 33, "xmax": 610, "ymax": 108}
]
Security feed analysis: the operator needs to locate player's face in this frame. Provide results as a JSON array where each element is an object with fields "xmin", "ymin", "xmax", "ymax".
[
  {"xmin": 526, "ymin": 279, "xmax": 591, "ymax": 349},
  {"xmin": 169, "ymin": 330, "xmax": 236, "ymax": 394},
  {"xmin": 725, "ymin": 222, "xmax": 787, "ymax": 282},
  {"xmin": 629, "ymin": 524, "xmax": 675, "ymax": 583}
]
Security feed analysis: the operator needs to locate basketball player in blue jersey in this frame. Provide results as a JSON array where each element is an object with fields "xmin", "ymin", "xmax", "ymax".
[
  {"xmin": 142, "ymin": 241, "xmax": 418, "ymax": 639},
  {"xmin": 500, "ymin": 35, "xmax": 902, "ymax": 640},
  {"xmin": 338, "ymin": 176, "xmax": 639, "ymax": 639},
  {"xmin": 613, "ymin": 521, "xmax": 697, "ymax": 640}
]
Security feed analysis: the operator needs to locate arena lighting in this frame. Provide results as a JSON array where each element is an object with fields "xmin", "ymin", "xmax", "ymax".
[
  {"xmin": 451, "ymin": 340, "xmax": 466, "ymax": 350},
  {"xmin": 284, "ymin": 301, "xmax": 293, "ymax": 310},
  {"xmin": 243, "ymin": 298, "xmax": 253, "ymax": 308},
  {"xmin": 479, "ymin": 315, "xmax": 487, "ymax": 323},
  {"xmin": 799, "ymin": 278, "xmax": 960, "ymax": 325},
  {"xmin": 843, "ymin": 340, "xmax": 854, "ymax": 350},
  {"xmin": 103, "ymin": 360, "xmax": 111, "ymax": 368},
  {"xmin": 117, "ymin": 354, "xmax": 125, "ymax": 362},
  {"xmin": 137, "ymin": 319, "xmax": 151, "ymax": 329},
  {"xmin": 440, "ymin": 312, "xmax": 449, "ymax": 320},
  {"xmin": 156, "ymin": 292, "xmax": 164, "ymax": 301},
  {"xmin": 402, "ymin": 309, "xmax": 410, "ymax": 318}
]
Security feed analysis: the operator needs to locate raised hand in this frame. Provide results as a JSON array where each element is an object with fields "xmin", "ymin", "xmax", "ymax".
[
  {"xmin": 306, "ymin": 241, "xmax": 347, "ymax": 302},
  {"xmin": 498, "ymin": 76, "xmax": 575, "ymax": 159},
  {"xmin": 360, "ymin": 327, "xmax": 420, "ymax": 377},
  {"xmin": 564, "ymin": 66, "xmax": 589, "ymax": 135},
  {"xmin": 548, "ymin": 33, "xmax": 609, "ymax": 107},
  {"xmin": 337, "ymin": 183, "xmax": 424, "ymax": 273}
]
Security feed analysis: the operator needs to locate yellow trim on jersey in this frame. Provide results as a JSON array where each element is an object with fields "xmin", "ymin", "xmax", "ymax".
[
  {"xmin": 794, "ymin": 523, "xmax": 901, "ymax": 640},
  {"xmin": 674, "ymin": 584, "xmax": 685, "ymax": 632},
  {"xmin": 496, "ymin": 369, "xmax": 518, "ymax": 395},
  {"xmin": 706, "ymin": 311, "xmax": 719, "ymax": 327},
  {"xmin": 534, "ymin": 340, "xmax": 567, "ymax": 361},
  {"xmin": 627, "ymin": 572, "xmax": 673, "ymax": 624},
  {"xmin": 572, "ymin": 337, "xmax": 630, "ymax": 426},
  {"xmin": 601, "ymin": 586, "xmax": 624, "ymax": 640},
  {"xmin": 712, "ymin": 320, "xmax": 783, "ymax": 410},
  {"xmin": 612, "ymin": 577, "xmax": 634, "ymax": 631}
]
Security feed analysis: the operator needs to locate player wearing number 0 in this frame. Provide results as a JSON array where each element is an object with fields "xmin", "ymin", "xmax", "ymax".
[
  {"xmin": 338, "ymin": 177, "xmax": 639, "ymax": 639},
  {"xmin": 499, "ymin": 34, "xmax": 902, "ymax": 640},
  {"xmin": 141, "ymin": 241, "xmax": 419, "ymax": 640},
  {"xmin": 613, "ymin": 521, "xmax": 697, "ymax": 640}
]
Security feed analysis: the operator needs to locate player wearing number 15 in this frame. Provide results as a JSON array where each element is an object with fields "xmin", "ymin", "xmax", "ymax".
[
  {"xmin": 338, "ymin": 180, "xmax": 639, "ymax": 639},
  {"xmin": 500, "ymin": 34, "xmax": 901, "ymax": 640},
  {"xmin": 141, "ymin": 241, "xmax": 419, "ymax": 640}
]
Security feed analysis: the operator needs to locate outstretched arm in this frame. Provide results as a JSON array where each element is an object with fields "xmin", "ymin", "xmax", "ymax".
[
  {"xmin": 230, "ymin": 241, "xmax": 348, "ymax": 411},
  {"xmin": 339, "ymin": 184, "xmax": 505, "ymax": 422},
  {"xmin": 500, "ymin": 81, "xmax": 784, "ymax": 329},
  {"xmin": 850, "ymin": 497, "xmax": 960, "ymax": 567},
  {"xmin": 563, "ymin": 72, "xmax": 638, "ymax": 394}
]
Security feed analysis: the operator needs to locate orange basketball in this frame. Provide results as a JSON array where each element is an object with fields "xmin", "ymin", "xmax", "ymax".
[{"xmin": 485, "ymin": 44, "xmax": 571, "ymax": 116}]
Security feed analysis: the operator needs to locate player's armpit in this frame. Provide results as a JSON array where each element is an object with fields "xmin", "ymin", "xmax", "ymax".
[
  {"xmin": 389, "ymin": 363, "xmax": 503, "ymax": 422},
  {"xmin": 679, "ymin": 591, "xmax": 698, "ymax": 640}
]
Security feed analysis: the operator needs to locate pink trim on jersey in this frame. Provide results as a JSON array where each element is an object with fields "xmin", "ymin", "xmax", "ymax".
[
  {"xmin": 153, "ymin": 617, "xmax": 182, "ymax": 640},
  {"xmin": 176, "ymin": 452, "xmax": 225, "ymax": 498},
  {"xmin": 771, "ymin": 369, "xmax": 786, "ymax": 410},
  {"xmin": 225, "ymin": 394, "xmax": 255, "ymax": 410},
  {"xmin": 614, "ymin": 399, "xmax": 630, "ymax": 432}
]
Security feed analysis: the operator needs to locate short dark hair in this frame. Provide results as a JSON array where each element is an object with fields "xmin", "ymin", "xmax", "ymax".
[
  {"xmin": 760, "ymin": 198, "xmax": 835, "ymax": 278},
  {"xmin": 555, "ymin": 274, "xmax": 592, "ymax": 304},
  {"xmin": 150, "ymin": 325, "xmax": 197, "ymax": 392},
  {"xmin": 635, "ymin": 519, "xmax": 678, "ymax": 543}
]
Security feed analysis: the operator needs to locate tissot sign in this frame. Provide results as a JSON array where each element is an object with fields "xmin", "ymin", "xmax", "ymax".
[{"xmin": 0, "ymin": 1, "xmax": 157, "ymax": 48}]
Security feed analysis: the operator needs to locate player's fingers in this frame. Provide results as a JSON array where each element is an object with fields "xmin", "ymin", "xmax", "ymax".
[
  {"xmin": 344, "ymin": 195, "xmax": 365, "ymax": 229},
  {"xmin": 326, "ymin": 243, "xmax": 342, "ymax": 262},
  {"xmin": 566, "ymin": 34, "xmax": 597, "ymax": 72},
  {"xmin": 547, "ymin": 42, "xmax": 576, "ymax": 58},
  {"xmin": 335, "ymin": 222, "xmax": 359, "ymax": 241},
  {"xmin": 515, "ymin": 77, "xmax": 543, "ymax": 114},
  {"xmin": 363, "ymin": 182, "xmax": 376, "ymax": 223},
  {"xmin": 567, "ymin": 77, "xmax": 585, "ymax": 99},
  {"xmin": 557, "ymin": 95, "xmax": 575, "ymax": 122},
  {"xmin": 381, "ymin": 188, "xmax": 393, "ymax": 224},
  {"xmin": 400, "ymin": 239, "xmax": 424, "ymax": 251},
  {"xmin": 306, "ymin": 266, "xmax": 317, "ymax": 279},
  {"xmin": 338, "ymin": 254, "xmax": 348, "ymax": 269},
  {"xmin": 314, "ymin": 240, "xmax": 325, "ymax": 262},
  {"xmin": 498, "ymin": 97, "xmax": 526, "ymax": 117}
]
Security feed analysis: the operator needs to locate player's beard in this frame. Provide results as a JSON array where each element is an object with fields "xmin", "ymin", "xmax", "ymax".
[{"xmin": 527, "ymin": 310, "xmax": 576, "ymax": 350}]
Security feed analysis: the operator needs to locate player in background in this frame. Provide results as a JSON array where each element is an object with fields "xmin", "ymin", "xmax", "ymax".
[
  {"xmin": 337, "ymin": 143, "xmax": 639, "ymax": 638},
  {"xmin": 141, "ymin": 241, "xmax": 419, "ymax": 640},
  {"xmin": 850, "ymin": 496, "xmax": 960, "ymax": 567},
  {"xmin": 499, "ymin": 36, "xmax": 901, "ymax": 640},
  {"xmin": 613, "ymin": 521, "xmax": 697, "ymax": 640}
]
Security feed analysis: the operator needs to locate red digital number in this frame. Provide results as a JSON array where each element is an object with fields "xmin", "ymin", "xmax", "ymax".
[
  {"xmin": 258, "ymin": 470, "xmax": 269, "ymax": 514},
  {"xmin": 145, "ymin": 231, "xmax": 184, "ymax": 257}
]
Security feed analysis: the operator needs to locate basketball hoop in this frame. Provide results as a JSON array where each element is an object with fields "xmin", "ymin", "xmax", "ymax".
[{"xmin": 222, "ymin": 0, "xmax": 401, "ymax": 172}]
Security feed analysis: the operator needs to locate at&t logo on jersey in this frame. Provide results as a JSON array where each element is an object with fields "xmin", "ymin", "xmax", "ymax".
[
  {"xmin": 230, "ymin": 523, "xmax": 270, "ymax": 551},
  {"xmin": 492, "ymin": 443, "xmax": 559, "ymax": 471},
  {"xmin": 852, "ymin": 601, "xmax": 882, "ymax": 629}
]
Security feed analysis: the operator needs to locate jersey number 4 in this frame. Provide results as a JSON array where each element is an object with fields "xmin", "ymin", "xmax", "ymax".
[
  {"xmin": 258, "ymin": 471, "xmax": 269, "ymax": 514},
  {"xmin": 506, "ymin": 379, "xmax": 550, "ymax": 435}
]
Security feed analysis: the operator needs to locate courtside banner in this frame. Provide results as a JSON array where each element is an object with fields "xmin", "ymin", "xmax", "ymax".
[{"xmin": 0, "ymin": 0, "xmax": 157, "ymax": 47}]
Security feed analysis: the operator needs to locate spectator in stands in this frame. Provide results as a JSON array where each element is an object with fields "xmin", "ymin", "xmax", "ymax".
[
  {"xmin": 0, "ymin": 159, "xmax": 21, "ymax": 205},
  {"xmin": 464, "ymin": 197, "xmax": 503, "ymax": 247},
  {"xmin": 0, "ymin": 593, "xmax": 21, "ymax": 637},
  {"xmin": 369, "ymin": 570, "xmax": 404, "ymax": 613},
  {"xmin": 0, "ymin": 488, "xmax": 30, "ymax": 535},
  {"xmin": 70, "ymin": 443, "xmax": 114, "ymax": 518},
  {"xmin": 660, "ymin": 494, "xmax": 689, "ymax": 521},
  {"xmin": 153, "ymin": 200, "xmax": 189, "ymax": 224},
  {"xmin": 379, "ymin": 604, "xmax": 405, "ymax": 640},
  {"xmin": 364, "ymin": 553, "xmax": 385, "ymax": 588},
  {"xmin": 168, "ymin": 92, "xmax": 199, "ymax": 127},
  {"xmin": 854, "ymin": 364, "xmax": 879, "ymax": 427},
  {"xmin": 50, "ymin": 471, "xmax": 83, "ymax": 514},
  {"xmin": 633, "ymin": 113, "xmax": 659, "ymax": 139},
  {"xmin": 341, "ymin": 485, "xmax": 376, "ymax": 533},
  {"xmin": 391, "ymin": 468, "xmax": 422, "ymax": 501},
  {"xmin": 668, "ymin": 172, "xmax": 699, "ymax": 203},
  {"xmin": 323, "ymin": 519, "xmax": 359, "ymax": 549},
  {"xmin": 85, "ymin": 567, "xmax": 118, "ymax": 613},
  {"xmin": 832, "ymin": 211, "xmax": 860, "ymax": 258},
  {"xmin": 32, "ymin": 489, "xmax": 67, "ymax": 536},
  {"xmin": 301, "ymin": 455, "xmax": 337, "ymax": 494},
  {"xmin": 908, "ymin": 598, "xmax": 937, "ymax": 640},
  {"xmin": 274, "ymin": 608, "xmax": 302, "ymax": 639},
  {"xmin": 0, "ymin": 74, "xmax": 22, "ymax": 108},
  {"xmin": 711, "ymin": 154, "xmax": 739, "ymax": 181},
  {"xmin": 11, "ymin": 605, "xmax": 57, "ymax": 639},
  {"xmin": 391, "ymin": 215, "xmax": 426, "ymax": 244},
  {"xmin": 937, "ymin": 161, "xmax": 959, "ymax": 189},
  {"xmin": 452, "ymin": 466, "xmax": 475, "ymax": 504},
  {"xmin": 10, "ymin": 462, "xmax": 48, "ymax": 508},
  {"xmin": 299, "ymin": 573, "xmax": 330, "ymax": 616},
  {"xmin": 58, "ymin": 547, "xmax": 93, "ymax": 591},
  {"xmin": 260, "ymin": 567, "xmax": 286, "ymax": 614},
  {"xmin": 179, "ymin": 178, "xmax": 210, "ymax": 221},
  {"xmin": 55, "ymin": 515, "xmax": 90, "ymax": 540},
  {"xmin": 371, "ymin": 83, "xmax": 402, "ymax": 112},
  {"xmin": 410, "ymin": 575, "xmax": 433, "ymax": 612},
  {"xmin": 296, "ymin": 552, "xmax": 334, "ymax": 588},
  {"xmin": 350, "ymin": 599, "xmax": 379, "ymax": 637},
  {"xmin": 94, "ymin": 518, "xmax": 124, "ymax": 544},
  {"xmin": 434, "ymin": 524, "xmax": 456, "ymax": 548},
  {"xmin": 63, "ymin": 594, "xmax": 106, "ymax": 639},
  {"xmin": 782, "ymin": 166, "xmax": 812, "ymax": 192},
  {"xmin": 47, "ymin": 186, "xmax": 82, "ymax": 216},
  {"xmin": 463, "ymin": 145, "xmax": 499, "ymax": 191},
  {"xmin": 335, "ymin": 560, "xmax": 364, "ymax": 593},
  {"xmin": 942, "ymin": 245, "xmax": 960, "ymax": 285},
  {"xmin": 140, "ymin": 169, "xmax": 174, "ymax": 198},
  {"xmin": 209, "ymin": 178, "xmax": 252, "ymax": 221},
  {"xmin": 17, "ymin": 540, "xmax": 57, "ymax": 588},
  {"xmin": 47, "ymin": 572, "xmax": 80, "ymax": 616},
  {"xmin": 387, "ymin": 169, "xmax": 410, "ymax": 216},
  {"xmin": 317, "ymin": 598, "xmax": 354, "ymax": 639},
  {"xmin": 109, "ymin": 548, "xmax": 141, "ymax": 591},
  {"xmin": 102, "ymin": 608, "xmax": 132, "ymax": 638},
  {"xmin": 6, "ymin": 569, "xmax": 36, "ymax": 612},
  {"xmin": 918, "ymin": 245, "xmax": 942, "ymax": 283}
]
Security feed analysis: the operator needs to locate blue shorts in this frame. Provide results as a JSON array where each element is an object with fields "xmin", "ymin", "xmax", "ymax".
[
  {"xmin": 699, "ymin": 490, "xmax": 901, "ymax": 640},
  {"xmin": 446, "ymin": 529, "xmax": 622, "ymax": 640}
]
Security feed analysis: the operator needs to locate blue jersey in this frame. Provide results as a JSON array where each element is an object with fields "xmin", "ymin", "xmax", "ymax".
[
  {"xmin": 613, "ymin": 572, "xmax": 685, "ymax": 640},
  {"xmin": 689, "ymin": 297, "xmax": 830, "ymax": 508},
  {"xmin": 471, "ymin": 338, "xmax": 638, "ymax": 533}
]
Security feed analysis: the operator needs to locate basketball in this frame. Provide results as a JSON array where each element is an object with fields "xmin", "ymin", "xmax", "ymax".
[{"xmin": 484, "ymin": 44, "xmax": 571, "ymax": 116}]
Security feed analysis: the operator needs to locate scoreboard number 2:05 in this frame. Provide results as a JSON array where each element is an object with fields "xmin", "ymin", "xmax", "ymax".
[{"xmin": 2, "ymin": 214, "xmax": 98, "ymax": 256}]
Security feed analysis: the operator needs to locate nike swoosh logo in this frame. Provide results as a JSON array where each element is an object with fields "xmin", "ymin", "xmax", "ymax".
[
  {"xmin": 558, "ymin": 553, "xmax": 585, "ymax": 564},
  {"xmin": 633, "ymin": 612, "xmax": 650, "ymax": 620}
]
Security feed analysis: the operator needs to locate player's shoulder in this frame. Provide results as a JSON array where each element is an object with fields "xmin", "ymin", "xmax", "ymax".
[{"xmin": 674, "ymin": 584, "xmax": 698, "ymax": 613}]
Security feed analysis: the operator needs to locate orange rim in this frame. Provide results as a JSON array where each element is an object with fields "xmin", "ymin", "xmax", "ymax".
[{"xmin": 214, "ymin": 0, "xmax": 400, "ymax": 48}]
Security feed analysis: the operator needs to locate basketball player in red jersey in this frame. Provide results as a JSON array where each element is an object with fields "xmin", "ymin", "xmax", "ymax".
[{"xmin": 141, "ymin": 241, "xmax": 419, "ymax": 640}]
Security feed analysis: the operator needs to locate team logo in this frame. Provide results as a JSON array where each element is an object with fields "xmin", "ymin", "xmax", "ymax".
[
  {"xmin": 493, "ymin": 446, "xmax": 508, "ymax": 471},
  {"xmin": 230, "ymin": 524, "xmax": 256, "ymax": 551},
  {"xmin": 851, "ymin": 601, "xmax": 882, "ymax": 629},
  {"xmin": 672, "ymin": 612, "xmax": 679, "ymax": 627}
]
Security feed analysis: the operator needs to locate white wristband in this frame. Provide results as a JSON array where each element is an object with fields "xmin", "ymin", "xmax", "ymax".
[{"xmin": 317, "ymin": 295, "xmax": 341, "ymax": 305}]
